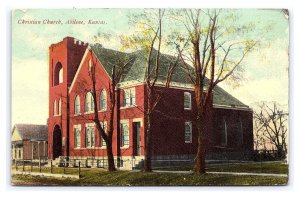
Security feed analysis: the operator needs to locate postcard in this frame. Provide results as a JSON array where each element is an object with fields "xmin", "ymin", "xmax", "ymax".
[{"xmin": 11, "ymin": 8, "xmax": 289, "ymax": 186}]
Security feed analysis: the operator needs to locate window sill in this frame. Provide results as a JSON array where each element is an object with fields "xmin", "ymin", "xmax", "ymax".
[
  {"xmin": 121, "ymin": 146, "xmax": 129, "ymax": 149},
  {"xmin": 73, "ymin": 113, "xmax": 81, "ymax": 117},
  {"xmin": 84, "ymin": 111, "xmax": 94, "ymax": 115},
  {"xmin": 98, "ymin": 109, "xmax": 107, "ymax": 112},
  {"xmin": 53, "ymin": 114, "xmax": 61, "ymax": 117},
  {"xmin": 120, "ymin": 105, "xmax": 136, "ymax": 110},
  {"xmin": 185, "ymin": 141, "xmax": 192, "ymax": 144},
  {"xmin": 184, "ymin": 108, "xmax": 192, "ymax": 110},
  {"xmin": 75, "ymin": 147, "xmax": 107, "ymax": 150},
  {"xmin": 76, "ymin": 147, "xmax": 95, "ymax": 150}
]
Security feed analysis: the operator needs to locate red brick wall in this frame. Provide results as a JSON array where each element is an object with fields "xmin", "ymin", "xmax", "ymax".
[
  {"xmin": 68, "ymin": 48, "xmax": 114, "ymax": 157},
  {"xmin": 148, "ymin": 87, "xmax": 197, "ymax": 156},
  {"xmin": 67, "ymin": 48, "xmax": 145, "ymax": 158},
  {"xmin": 48, "ymin": 37, "xmax": 87, "ymax": 159},
  {"xmin": 210, "ymin": 107, "xmax": 254, "ymax": 153},
  {"xmin": 147, "ymin": 86, "xmax": 253, "ymax": 157}
]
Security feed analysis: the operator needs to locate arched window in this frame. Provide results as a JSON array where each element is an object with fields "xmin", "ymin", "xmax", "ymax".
[
  {"xmin": 59, "ymin": 68, "xmax": 63, "ymax": 83},
  {"xmin": 100, "ymin": 90, "xmax": 107, "ymax": 111},
  {"xmin": 185, "ymin": 122, "xmax": 192, "ymax": 143},
  {"xmin": 54, "ymin": 62, "xmax": 63, "ymax": 86},
  {"xmin": 58, "ymin": 98, "xmax": 62, "ymax": 116},
  {"xmin": 85, "ymin": 92, "xmax": 94, "ymax": 113},
  {"xmin": 53, "ymin": 100, "xmax": 57, "ymax": 116},
  {"xmin": 74, "ymin": 95, "xmax": 80, "ymax": 114},
  {"xmin": 221, "ymin": 118, "xmax": 228, "ymax": 146},
  {"xmin": 184, "ymin": 92, "xmax": 191, "ymax": 110}
]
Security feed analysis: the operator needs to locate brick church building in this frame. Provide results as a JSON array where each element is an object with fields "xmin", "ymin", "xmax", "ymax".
[{"xmin": 48, "ymin": 37, "xmax": 253, "ymax": 169}]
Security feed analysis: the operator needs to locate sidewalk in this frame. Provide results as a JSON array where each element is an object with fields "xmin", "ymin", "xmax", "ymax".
[
  {"xmin": 153, "ymin": 170, "xmax": 288, "ymax": 177},
  {"xmin": 207, "ymin": 171, "xmax": 288, "ymax": 177},
  {"xmin": 11, "ymin": 169, "xmax": 80, "ymax": 179}
]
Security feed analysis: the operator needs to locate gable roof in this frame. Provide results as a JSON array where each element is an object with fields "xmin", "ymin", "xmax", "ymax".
[
  {"xmin": 91, "ymin": 45, "xmax": 191, "ymax": 84},
  {"xmin": 213, "ymin": 86, "xmax": 248, "ymax": 108},
  {"xmin": 73, "ymin": 43, "xmax": 249, "ymax": 109},
  {"xmin": 90, "ymin": 44, "xmax": 133, "ymax": 79},
  {"xmin": 12, "ymin": 124, "xmax": 48, "ymax": 141}
]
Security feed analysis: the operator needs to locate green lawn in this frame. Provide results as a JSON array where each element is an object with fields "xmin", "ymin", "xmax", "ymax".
[
  {"xmin": 153, "ymin": 162, "xmax": 288, "ymax": 174},
  {"xmin": 11, "ymin": 162, "xmax": 288, "ymax": 186}
]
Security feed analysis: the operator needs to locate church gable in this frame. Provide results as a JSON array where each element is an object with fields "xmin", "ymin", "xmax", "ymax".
[{"xmin": 69, "ymin": 47, "xmax": 112, "ymax": 95}]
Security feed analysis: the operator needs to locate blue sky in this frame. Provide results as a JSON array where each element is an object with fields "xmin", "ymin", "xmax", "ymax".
[{"xmin": 12, "ymin": 8, "xmax": 289, "ymax": 125}]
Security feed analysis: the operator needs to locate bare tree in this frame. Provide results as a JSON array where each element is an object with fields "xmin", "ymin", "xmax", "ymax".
[
  {"xmin": 170, "ymin": 9, "xmax": 257, "ymax": 174},
  {"xmin": 89, "ymin": 50, "xmax": 133, "ymax": 171},
  {"xmin": 73, "ymin": 47, "xmax": 133, "ymax": 171},
  {"xmin": 253, "ymin": 102, "xmax": 288, "ymax": 158},
  {"xmin": 121, "ymin": 9, "xmax": 180, "ymax": 172},
  {"xmin": 253, "ymin": 119, "xmax": 266, "ymax": 151}
]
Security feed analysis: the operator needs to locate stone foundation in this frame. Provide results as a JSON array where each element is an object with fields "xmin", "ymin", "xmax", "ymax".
[{"xmin": 52, "ymin": 151, "xmax": 254, "ymax": 170}]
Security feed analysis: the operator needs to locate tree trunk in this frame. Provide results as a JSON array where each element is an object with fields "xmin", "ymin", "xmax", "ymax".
[
  {"xmin": 144, "ymin": 113, "xmax": 152, "ymax": 172},
  {"xmin": 106, "ymin": 140, "xmax": 116, "ymax": 171},
  {"xmin": 195, "ymin": 111, "xmax": 206, "ymax": 174}
]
